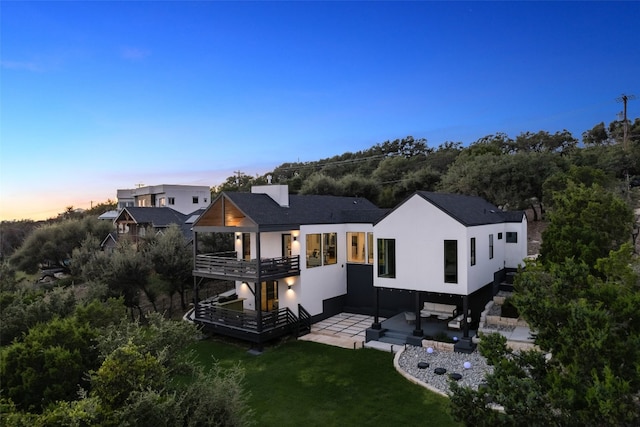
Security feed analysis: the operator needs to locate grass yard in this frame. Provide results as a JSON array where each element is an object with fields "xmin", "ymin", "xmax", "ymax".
[{"xmin": 189, "ymin": 337, "xmax": 460, "ymax": 427}]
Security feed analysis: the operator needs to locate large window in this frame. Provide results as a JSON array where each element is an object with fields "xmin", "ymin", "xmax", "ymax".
[
  {"xmin": 347, "ymin": 232, "xmax": 366, "ymax": 263},
  {"xmin": 323, "ymin": 233, "xmax": 337, "ymax": 265},
  {"xmin": 306, "ymin": 232, "xmax": 337, "ymax": 268},
  {"xmin": 306, "ymin": 234, "xmax": 322, "ymax": 268},
  {"xmin": 347, "ymin": 232, "xmax": 374, "ymax": 264},
  {"xmin": 489, "ymin": 234, "xmax": 494, "ymax": 259},
  {"xmin": 506, "ymin": 232, "xmax": 518, "ymax": 243},
  {"xmin": 470, "ymin": 238, "xmax": 476, "ymax": 266},
  {"xmin": 377, "ymin": 239, "xmax": 396, "ymax": 278},
  {"xmin": 444, "ymin": 240, "xmax": 458, "ymax": 283}
]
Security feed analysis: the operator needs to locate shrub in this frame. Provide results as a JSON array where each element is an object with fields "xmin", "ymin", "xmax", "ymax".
[{"xmin": 501, "ymin": 297, "xmax": 519, "ymax": 318}]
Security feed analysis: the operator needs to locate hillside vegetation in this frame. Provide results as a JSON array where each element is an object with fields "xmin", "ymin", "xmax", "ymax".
[{"xmin": 215, "ymin": 119, "xmax": 640, "ymax": 222}]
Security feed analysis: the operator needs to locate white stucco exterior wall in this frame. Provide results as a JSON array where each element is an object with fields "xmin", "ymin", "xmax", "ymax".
[
  {"xmin": 504, "ymin": 218, "xmax": 528, "ymax": 268},
  {"xmin": 295, "ymin": 224, "xmax": 349, "ymax": 316},
  {"xmin": 232, "ymin": 224, "xmax": 377, "ymax": 317},
  {"xmin": 374, "ymin": 195, "xmax": 469, "ymax": 295},
  {"xmin": 373, "ymin": 195, "xmax": 527, "ymax": 296}
]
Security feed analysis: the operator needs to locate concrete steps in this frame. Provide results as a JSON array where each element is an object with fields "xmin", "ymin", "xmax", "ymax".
[
  {"xmin": 364, "ymin": 340, "xmax": 403, "ymax": 353},
  {"xmin": 380, "ymin": 330, "xmax": 408, "ymax": 345}
]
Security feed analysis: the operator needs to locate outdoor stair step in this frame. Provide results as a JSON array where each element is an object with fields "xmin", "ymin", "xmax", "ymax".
[
  {"xmin": 379, "ymin": 334, "xmax": 406, "ymax": 346},
  {"xmin": 379, "ymin": 331, "xmax": 407, "ymax": 345},
  {"xmin": 364, "ymin": 340, "xmax": 402, "ymax": 353},
  {"xmin": 383, "ymin": 330, "xmax": 408, "ymax": 340}
]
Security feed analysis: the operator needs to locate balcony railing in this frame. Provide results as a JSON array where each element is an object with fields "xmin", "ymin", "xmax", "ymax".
[
  {"xmin": 194, "ymin": 304, "xmax": 300, "ymax": 343},
  {"xmin": 193, "ymin": 253, "xmax": 300, "ymax": 281}
]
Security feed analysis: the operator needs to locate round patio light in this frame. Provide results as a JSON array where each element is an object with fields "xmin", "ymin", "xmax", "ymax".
[
  {"xmin": 463, "ymin": 361, "xmax": 472, "ymax": 370},
  {"xmin": 426, "ymin": 347, "xmax": 434, "ymax": 354}
]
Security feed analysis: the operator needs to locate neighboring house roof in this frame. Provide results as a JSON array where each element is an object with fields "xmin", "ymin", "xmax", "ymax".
[
  {"xmin": 180, "ymin": 208, "xmax": 206, "ymax": 238},
  {"xmin": 377, "ymin": 191, "xmax": 525, "ymax": 226},
  {"xmin": 185, "ymin": 208, "xmax": 206, "ymax": 224},
  {"xmin": 116, "ymin": 206, "xmax": 188, "ymax": 228},
  {"xmin": 100, "ymin": 231, "xmax": 118, "ymax": 248},
  {"xmin": 98, "ymin": 210, "xmax": 119, "ymax": 221},
  {"xmin": 110, "ymin": 207, "xmax": 193, "ymax": 244},
  {"xmin": 196, "ymin": 192, "xmax": 386, "ymax": 229}
]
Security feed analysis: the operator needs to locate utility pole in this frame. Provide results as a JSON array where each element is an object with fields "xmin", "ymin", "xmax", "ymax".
[
  {"xmin": 234, "ymin": 170, "xmax": 243, "ymax": 188},
  {"xmin": 616, "ymin": 93, "xmax": 636, "ymax": 150}
]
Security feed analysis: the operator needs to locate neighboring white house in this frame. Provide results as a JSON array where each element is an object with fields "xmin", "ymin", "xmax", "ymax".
[{"xmin": 117, "ymin": 184, "xmax": 211, "ymax": 214}]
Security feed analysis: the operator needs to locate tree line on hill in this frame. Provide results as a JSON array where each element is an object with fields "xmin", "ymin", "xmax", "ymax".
[
  {"xmin": 2, "ymin": 117, "xmax": 638, "ymax": 262},
  {"xmin": 215, "ymin": 118, "xmax": 640, "ymax": 222}
]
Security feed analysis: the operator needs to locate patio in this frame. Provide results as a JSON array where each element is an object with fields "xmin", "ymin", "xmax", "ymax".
[
  {"xmin": 300, "ymin": 311, "xmax": 478, "ymax": 349},
  {"xmin": 379, "ymin": 312, "xmax": 478, "ymax": 343}
]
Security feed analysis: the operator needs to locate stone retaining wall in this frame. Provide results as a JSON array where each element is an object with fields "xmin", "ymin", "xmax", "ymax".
[{"xmin": 421, "ymin": 339, "xmax": 455, "ymax": 352}]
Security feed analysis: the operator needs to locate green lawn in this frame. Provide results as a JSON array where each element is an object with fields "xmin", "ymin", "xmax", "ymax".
[{"xmin": 189, "ymin": 338, "xmax": 460, "ymax": 427}]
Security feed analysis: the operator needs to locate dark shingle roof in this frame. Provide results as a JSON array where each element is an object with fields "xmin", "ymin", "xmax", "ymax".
[
  {"xmin": 224, "ymin": 192, "xmax": 386, "ymax": 227},
  {"xmin": 411, "ymin": 191, "xmax": 525, "ymax": 226},
  {"xmin": 121, "ymin": 207, "xmax": 188, "ymax": 228}
]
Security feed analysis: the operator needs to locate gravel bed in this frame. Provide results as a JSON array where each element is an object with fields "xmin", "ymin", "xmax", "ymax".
[
  {"xmin": 487, "ymin": 304, "xmax": 502, "ymax": 316},
  {"xmin": 397, "ymin": 346, "xmax": 493, "ymax": 395}
]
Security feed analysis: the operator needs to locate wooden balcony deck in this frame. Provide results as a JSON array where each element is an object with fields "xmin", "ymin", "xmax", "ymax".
[
  {"xmin": 193, "ymin": 254, "xmax": 300, "ymax": 281},
  {"xmin": 194, "ymin": 304, "xmax": 303, "ymax": 344}
]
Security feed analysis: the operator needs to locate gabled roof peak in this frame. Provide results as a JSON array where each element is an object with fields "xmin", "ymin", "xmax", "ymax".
[{"xmin": 415, "ymin": 191, "xmax": 523, "ymax": 226}]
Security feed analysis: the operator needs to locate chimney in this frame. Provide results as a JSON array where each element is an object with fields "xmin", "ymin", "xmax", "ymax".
[{"xmin": 251, "ymin": 184, "xmax": 289, "ymax": 207}]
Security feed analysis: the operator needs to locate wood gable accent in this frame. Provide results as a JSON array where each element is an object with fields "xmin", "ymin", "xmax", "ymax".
[
  {"xmin": 195, "ymin": 195, "xmax": 256, "ymax": 228},
  {"xmin": 115, "ymin": 209, "xmax": 137, "ymax": 225}
]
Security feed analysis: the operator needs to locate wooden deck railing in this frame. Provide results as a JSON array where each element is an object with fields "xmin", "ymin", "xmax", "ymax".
[
  {"xmin": 193, "ymin": 254, "xmax": 300, "ymax": 281},
  {"xmin": 194, "ymin": 304, "xmax": 299, "ymax": 343}
]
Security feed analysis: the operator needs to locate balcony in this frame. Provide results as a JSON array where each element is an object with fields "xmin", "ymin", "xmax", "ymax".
[
  {"xmin": 193, "ymin": 304, "xmax": 311, "ymax": 344},
  {"xmin": 193, "ymin": 253, "xmax": 300, "ymax": 282}
]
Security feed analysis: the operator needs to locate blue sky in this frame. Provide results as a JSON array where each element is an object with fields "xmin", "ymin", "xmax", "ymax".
[{"xmin": 1, "ymin": 1, "xmax": 639, "ymax": 221}]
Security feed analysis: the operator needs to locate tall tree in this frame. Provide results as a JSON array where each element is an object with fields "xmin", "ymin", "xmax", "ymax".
[
  {"xmin": 582, "ymin": 121, "xmax": 610, "ymax": 146},
  {"xmin": 424, "ymin": 141, "xmax": 463, "ymax": 173},
  {"xmin": 337, "ymin": 174, "xmax": 381, "ymax": 201},
  {"xmin": 299, "ymin": 173, "xmax": 341, "ymax": 195},
  {"xmin": 450, "ymin": 245, "xmax": 640, "ymax": 426},
  {"xmin": 145, "ymin": 224, "xmax": 193, "ymax": 311},
  {"xmin": 99, "ymin": 239, "xmax": 151, "ymax": 316},
  {"xmin": 540, "ymin": 183, "xmax": 633, "ymax": 270},
  {"xmin": 9, "ymin": 217, "xmax": 112, "ymax": 273},
  {"xmin": 0, "ymin": 316, "xmax": 99, "ymax": 411},
  {"xmin": 514, "ymin": 130, "xmax": 578, "ymax": 155}
]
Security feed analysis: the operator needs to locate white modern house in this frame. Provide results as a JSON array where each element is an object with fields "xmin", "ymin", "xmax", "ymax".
[
  {"xmin": 117, "ymin": 184, "xmax": 211, "ymax": 214},
  {"xmin": 191, "ymin": 184, "xmax": 385, "ymax": 345},
  {"xmin": 190, "ymin": 185, "xmax": 527, "ymax": 350}
]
